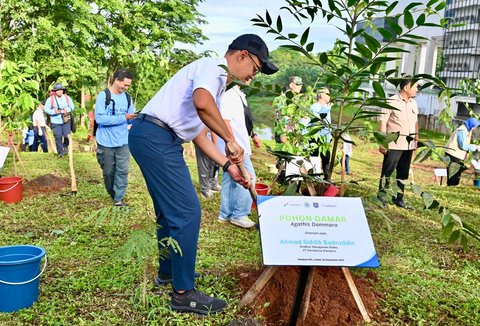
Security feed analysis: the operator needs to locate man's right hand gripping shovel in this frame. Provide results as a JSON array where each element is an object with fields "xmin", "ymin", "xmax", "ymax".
[{"xmin": 226, "ymin": 142, "xmax": 258, "ymax": 204}]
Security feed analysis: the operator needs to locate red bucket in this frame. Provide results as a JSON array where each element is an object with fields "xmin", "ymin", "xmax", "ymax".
[
  {"xmin": 323, "ymin": 184, "xmax": 339, "ymax": 197},
  {"xmin": 253, "ymin": 183, "xmax": 270, "ymax": 208},
  {"xmin": 0, "ymin": 177, "xmax": 23, "ymax": 203}
]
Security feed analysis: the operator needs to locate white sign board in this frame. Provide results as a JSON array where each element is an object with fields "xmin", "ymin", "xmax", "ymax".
[
  {"xmin": 434, "ymin": 168, "xmax": 447, "ymax": 177},
  {"xmin": 0, "ymin": 146, "xmax": 10, "ymax": 170},
  {"xmin": 258, "ymin": 196, "xmax": 379, "ymax": 268}
]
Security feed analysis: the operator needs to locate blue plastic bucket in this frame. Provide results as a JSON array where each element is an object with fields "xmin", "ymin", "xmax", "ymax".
[{"xmin": 0, "ymin": 245, "xmax": 47, "ymax": 312}]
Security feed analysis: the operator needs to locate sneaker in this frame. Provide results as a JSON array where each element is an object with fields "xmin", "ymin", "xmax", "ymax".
[
  {"xmin": 200, "ymin": 191, "xmax": 212, "ymax": 199},
  {"xmin": 218, "ymin": 215, "xmax": 229, "ymax": 223},
  {"xmin": 210, "ymin": 184, "xmax": 222, "ymax": 192},
  {"xmin": 114, "ymin": 200, "xmax": 127, "ymax": 207},
  {"xmin": 230, "ymin": 216, "xmax": 255, "ymax": 229},
  {"xmin": 170, "ymin": 288, "xmax": 227, "ymax": 314},
  {"xmin": 155, "ymin": 272, "xmax": 201, "ymax": 286}
]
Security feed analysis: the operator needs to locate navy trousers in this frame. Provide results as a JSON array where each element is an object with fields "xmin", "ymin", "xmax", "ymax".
[
  {"xmin": 128, "ymin": 118, "xmax": 200, "ymax": 291},
  {"xmin": 51, "ymin": 123, "xmax": 71, "ymax": 155}
]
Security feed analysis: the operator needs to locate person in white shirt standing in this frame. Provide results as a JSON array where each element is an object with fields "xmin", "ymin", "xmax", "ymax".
[
  {"xmin": 217, "ymin": 79, "xmax": 256, "ymax": 228},
  {"xmin": 32, "ymin": 100, "xmax": 48, "ymax": 152},
  {"xmin": 128, "ymin": 34, "xmax": 278, "ymax": 315}
]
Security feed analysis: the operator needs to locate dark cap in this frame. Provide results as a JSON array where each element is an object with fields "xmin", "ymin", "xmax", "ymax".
[
  {"xmin": 52, "ymin": 83, "xmax": 66, "ymax": 91},
  {"xmin": 228, "ymin": 34, "xmax": 278, "ymax": 75}
]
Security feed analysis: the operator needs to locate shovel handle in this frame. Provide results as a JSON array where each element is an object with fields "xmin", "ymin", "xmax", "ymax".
[{"xmin": 226, "ymin": 142, "xmax": 257, "ymax": 202}]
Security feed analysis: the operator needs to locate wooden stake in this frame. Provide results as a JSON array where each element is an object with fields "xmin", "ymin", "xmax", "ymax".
[
  {"xmin": 341, "ymin": 267, "xmax": 371, "ymax": 322},
  {"xmin": 239, "ymin": 266, "xmax": 279, "ymax": 308},
  {"xmin": 269, "ymin": 161, "xmax": 285, "ymax": 194},
  {"xmin": 68, "ymin": 134, "xmax": 77, "ymax": 193},
  {"xmin": 340, "ymin": 153, "xmax": 346, "ymax": 197},
  {"xmin": 297, "ymin": 166, "xmax": 318, "ymax": 322},
  {"xmin": 46, "ymin": 128, "xmax": 57, "ymax": 154},
  {"xmin": 298, "ymin": 268, "xmax": 316, "ymax": 323}
]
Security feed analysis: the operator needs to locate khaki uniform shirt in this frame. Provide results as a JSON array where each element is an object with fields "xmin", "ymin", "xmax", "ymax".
[
  {"xmin": 380, "ymin": 94, "xmax": 418, "ymax": 150},
  {"xmin": 444, "ymin": 125, "xmax": 471, "ymax": 160}
]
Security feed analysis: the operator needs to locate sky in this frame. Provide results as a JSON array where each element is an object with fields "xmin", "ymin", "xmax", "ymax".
[{"xmin": 179, "ymin": 0, "xmax": 444, "ymax": 56}]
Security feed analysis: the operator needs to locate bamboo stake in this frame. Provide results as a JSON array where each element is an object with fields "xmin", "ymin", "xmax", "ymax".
[
  {"xmin": 68, "ymin": 134, "xmax": 77, "ymax": 194},
  {"xmin": 340, "ymin": 153, "xmax": 346, "ymax": 197},
  {"xmin": 239, "ymin": 266, "xmax": 279, "ymax": 308},
  {"xmin": 269, "ymin": 161, "xmax": 285, "ymax": 194},
  {"xmin": 46, "ymin": 128, "xmax": 57, "ymax": 154},
  {"xmin": 341, "ymin": 267, "xmax": 371, "ymax": 322},
  {"xmin": 298, "ymin": 166, "xmax": 317, "ymax": 322},
  {"xmin": 7, "ymin": 132, "xmax": 29, "ymax": 177}
]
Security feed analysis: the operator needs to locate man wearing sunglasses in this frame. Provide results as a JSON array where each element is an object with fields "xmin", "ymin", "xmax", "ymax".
[{"xmin": 129, "ymin": 34, "xmax": 278, "ymax": 315}]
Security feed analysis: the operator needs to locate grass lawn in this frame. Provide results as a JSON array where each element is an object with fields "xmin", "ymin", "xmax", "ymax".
[{"xmin": 0, "ymin": 129, "xmax": 479, "ymax": 325}]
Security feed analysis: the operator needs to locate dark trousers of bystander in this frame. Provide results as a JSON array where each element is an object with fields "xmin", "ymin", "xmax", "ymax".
[
  {"xmin": 446, "ymin": 154, "xmax": 467, "ymax": 186},
  {"xmin": 51, "ymin": 123, "xmax": 71, "ymax": 155},
  {"xmin": 378, "ymin": 149, "xmax": 413, "ymax": 202},
  {"xmin": 96, "ymin": 143, "xmax": 130, "ymax": 203},
  {"xmin": 33, "ymin": 127, "xmax": 48, "ymax": 152}
]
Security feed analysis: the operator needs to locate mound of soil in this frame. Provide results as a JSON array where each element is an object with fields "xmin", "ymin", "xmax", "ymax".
[
  {"xmin": 237, "ymin": 266, "xmax": 382, "ymax": 325},
  {"xmin": 24, "ymin": 174, "xmax": 69, "ymax": 195}
]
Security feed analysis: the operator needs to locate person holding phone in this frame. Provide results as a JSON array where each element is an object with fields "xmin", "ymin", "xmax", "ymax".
[{"xmin": 94, "ymin": 68, "xmax": 136, "ymax": 207}]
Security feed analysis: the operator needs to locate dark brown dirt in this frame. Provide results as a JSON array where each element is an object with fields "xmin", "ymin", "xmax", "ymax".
[
  {"xmin": 237, "ymin": 266, "xmax": 382, "ymax": 326},
  {"xmin": 23, "ymin": 174, "xmax": 69, "ymax": 195}
]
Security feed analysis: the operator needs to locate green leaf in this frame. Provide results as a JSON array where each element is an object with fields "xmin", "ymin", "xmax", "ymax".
[
  {"xmin": 404, "ymin": 10, "xmax": 414, "ymax": 29},
  {"xmin": 441, "ymin": 222, "xmax": 454, "ymax": 238},
  {"xmin": 448, "ymin": 230, "xmax": 461, "ymax": 243},
  {"xmin": 460, "ymin": 234, "xmax": 468, "ymax": 251},
  {"xmin": 448, "ymin": 162, "xmax": 461, "ymax": 178},
  {"xmin": 404, "ymin": 2, "xmax": 424, "ymax": 12},
  {"xmin": 354, "ymin": 42, "xmax": 373, "ymax": 60},
  {"xmin": 411, "ymin": 184, "xmax": 423, "ymax": 196},
  {"xmin": 435, "ymin": 2, "xmax": 446, "ymax": 11},
  {"xmin": 319, "ymin": 52, "xmax": 328, "ymax": 64},
  {"xmin": 300, "ymin": 27, "xmax": 310, "ymax": 46},
  {"xmin": 276, "ymin": 16, "xmax": 283, "ymax": 32},
  {"xmin": 413, "ymin": 148, "xmax": 431, "ymax": 163},
  {"xmin": 386, "ymin": 1, "xmax": 398, "ymax": 15},
  {"xmin": 306, "ymin": 42, "xmax": 314, "ymax": 52},
  {"xmin": 266, "ymin": 10, "xmax": 272, "ymax": 25},
  {"xmin": 416, "ymin": 13, "xmax": 426, "ymax": 26},
  {"xmin": 372, "ymin": 81, "xmax": 386, "ymax": 98},
  {"xmin": 422, "ymin": 192, "xmax": 435, "ymax": 209},
  {"xmin": 363, "ymin": 34, "xmax": 381, "ymax": 52}
]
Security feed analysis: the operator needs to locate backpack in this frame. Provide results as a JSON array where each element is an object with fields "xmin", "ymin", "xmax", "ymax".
[{"xmin": 93, "ymin": 88, "xmax": 132, "ymax": 136}]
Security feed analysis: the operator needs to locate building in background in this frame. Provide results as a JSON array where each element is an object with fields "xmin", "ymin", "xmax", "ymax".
[{"xmin": 440, "ymin": 0, "xmax": 480, "ymax": 117}]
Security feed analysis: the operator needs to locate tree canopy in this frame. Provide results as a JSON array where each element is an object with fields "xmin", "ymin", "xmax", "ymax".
[{"xmin": 0, "ymin": 0, "xmax": 207, "ymax": 108}]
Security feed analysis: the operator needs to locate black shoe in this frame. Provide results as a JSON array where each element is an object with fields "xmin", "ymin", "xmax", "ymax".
[
  {"xmin": 393, "ymin": 200, "xmax": 412, "ymax": 210},
  {"xmin": 170, "ymin": 288, "xmax": 227, "ymax": 314},
  {"xmin": 155, "ymin": 272, "xmax": 201, "ymax": 286}
]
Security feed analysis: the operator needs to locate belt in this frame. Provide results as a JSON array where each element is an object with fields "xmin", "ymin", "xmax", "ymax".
[{"xmin": 137, "ymin": 113, "xmax": 171, "ymax": 130}]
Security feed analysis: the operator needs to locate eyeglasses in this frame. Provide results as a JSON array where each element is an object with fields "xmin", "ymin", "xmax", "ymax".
[{"xmin": 247, "ymin": 52, "xmax": 261, "ymax": 76}]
